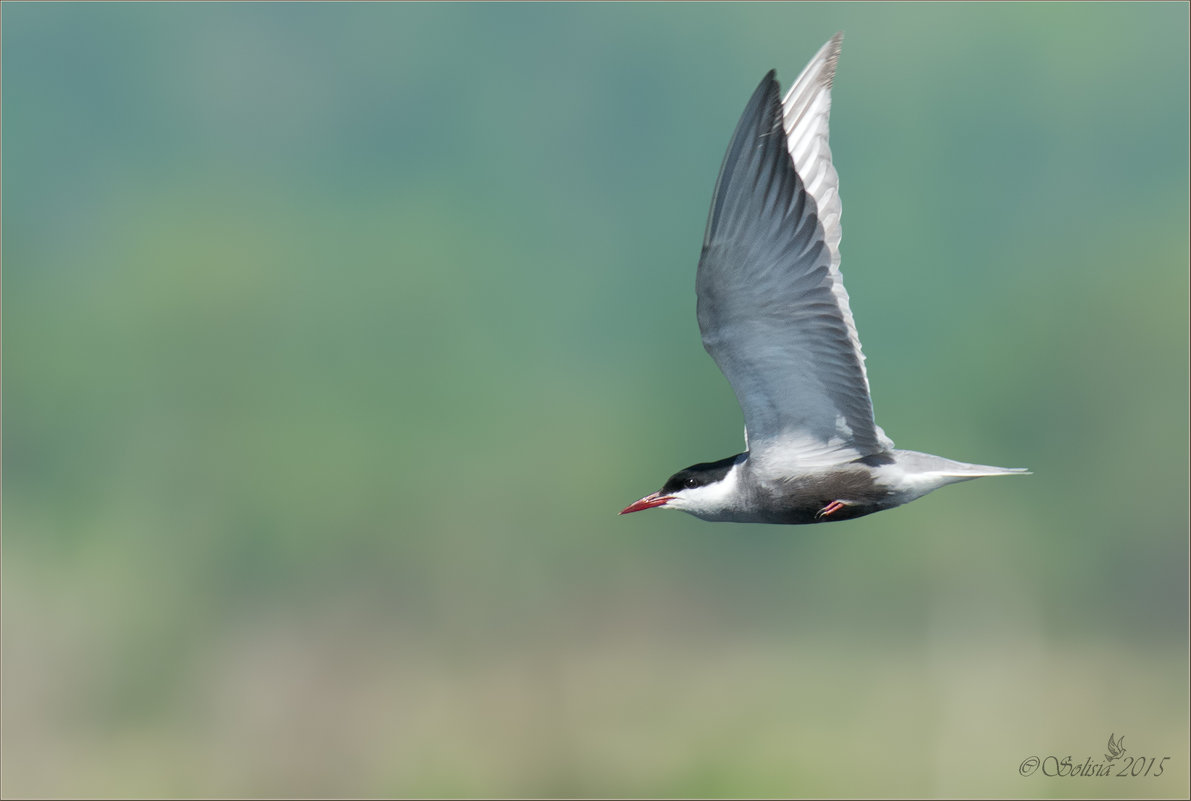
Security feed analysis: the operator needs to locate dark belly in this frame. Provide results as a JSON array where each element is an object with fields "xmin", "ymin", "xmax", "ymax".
[
  {"xmin": 755, "ymin": 502, "xmax": 885, "ymax": 525},
  {"xmin": 749, "ymin": 466, "xmax": 896, "ymax": 525}
]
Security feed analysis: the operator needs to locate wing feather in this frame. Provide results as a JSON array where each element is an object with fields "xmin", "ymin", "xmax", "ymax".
[{"xmin": 696, "ymin": 36, "xmax": 891, "ymax": 471}]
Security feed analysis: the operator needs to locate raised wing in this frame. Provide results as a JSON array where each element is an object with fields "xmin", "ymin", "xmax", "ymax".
[{"xmin": 696, "ymin": 35, "xmax": 892, "ymax": 470}]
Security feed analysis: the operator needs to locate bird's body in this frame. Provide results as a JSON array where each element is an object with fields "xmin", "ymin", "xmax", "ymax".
[
  {"xmin": 647, "ymin": 450, "xmax": 1026, "ymax": 525},
  {"xmin": 621, "ymin": 35, "xmax": 1028, "ymax": 525}
]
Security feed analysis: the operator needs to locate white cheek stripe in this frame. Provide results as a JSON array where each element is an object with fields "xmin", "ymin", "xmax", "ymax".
[{"xmin": 669, "ymin": 462, "xmax": 743, "ymax": 516}]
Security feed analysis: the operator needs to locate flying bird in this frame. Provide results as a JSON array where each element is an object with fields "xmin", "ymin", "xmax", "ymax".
[{"xmin": 621, "ymin": 34, "xmax": 1028, "ymax": 524}]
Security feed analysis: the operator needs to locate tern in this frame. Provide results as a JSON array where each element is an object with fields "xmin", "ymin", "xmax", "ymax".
[{"xmin": 621, "ymin": 34, "xmax": 1028, "ymax": 525}]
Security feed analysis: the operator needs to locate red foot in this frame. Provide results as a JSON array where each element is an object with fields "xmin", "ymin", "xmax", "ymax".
[{"xmin": 815, "ymin": 500, "xmax": 847, "ymax": 520}]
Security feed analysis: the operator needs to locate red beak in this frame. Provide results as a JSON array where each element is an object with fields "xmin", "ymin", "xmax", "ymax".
[{"xmin": 619, "ymin": 492, "xmax": 674, "ymax": 515}]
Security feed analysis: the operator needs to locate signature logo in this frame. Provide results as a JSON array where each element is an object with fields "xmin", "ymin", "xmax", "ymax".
[
  {"xmin": 1105, "ymin": 733, "xmax": 1126, "ymax": 762},
  {"xmin": 1019, "ymin": 733, "xmax": 1172, "ymax": 779}
]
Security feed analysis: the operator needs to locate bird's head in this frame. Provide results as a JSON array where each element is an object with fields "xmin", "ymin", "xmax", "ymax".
[{"xmin": 620, "ymin": 455, "xmax": 743, "ymax": 519}]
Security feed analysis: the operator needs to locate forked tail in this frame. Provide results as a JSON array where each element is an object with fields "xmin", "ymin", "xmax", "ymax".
[
  {"xmin": 944, "ymin": 462, "xmax": 1031, "ymax": 477},
  {"xmin": 894, "ymin": 450, "xmax": 1031, "ymax": 478}
]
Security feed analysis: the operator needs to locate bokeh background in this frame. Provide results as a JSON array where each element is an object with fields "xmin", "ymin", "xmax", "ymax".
[{"xmin": 4, "ymin": 2, "xmax": 1188, "ymax": 798}]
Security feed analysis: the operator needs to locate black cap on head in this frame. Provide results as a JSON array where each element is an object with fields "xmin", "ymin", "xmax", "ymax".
[{"xmin": 660, "ymin": 453, "xmax": 741, "ymax": 495}]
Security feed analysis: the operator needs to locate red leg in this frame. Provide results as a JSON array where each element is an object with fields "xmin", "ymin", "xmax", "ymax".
[{"xmin": 815, "ymin": 500, "xmax": 847, "ymax": 520}]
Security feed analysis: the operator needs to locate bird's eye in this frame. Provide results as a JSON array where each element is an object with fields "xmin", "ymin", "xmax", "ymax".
[{"xmin": 685, "ymin": 477, "xmax": 699, "ymax": 488}]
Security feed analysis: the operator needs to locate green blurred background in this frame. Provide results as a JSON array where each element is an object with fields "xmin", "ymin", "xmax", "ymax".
[{"xmin": 3, "ymin": 2, "xmax": 1188, "ymax": 798}]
